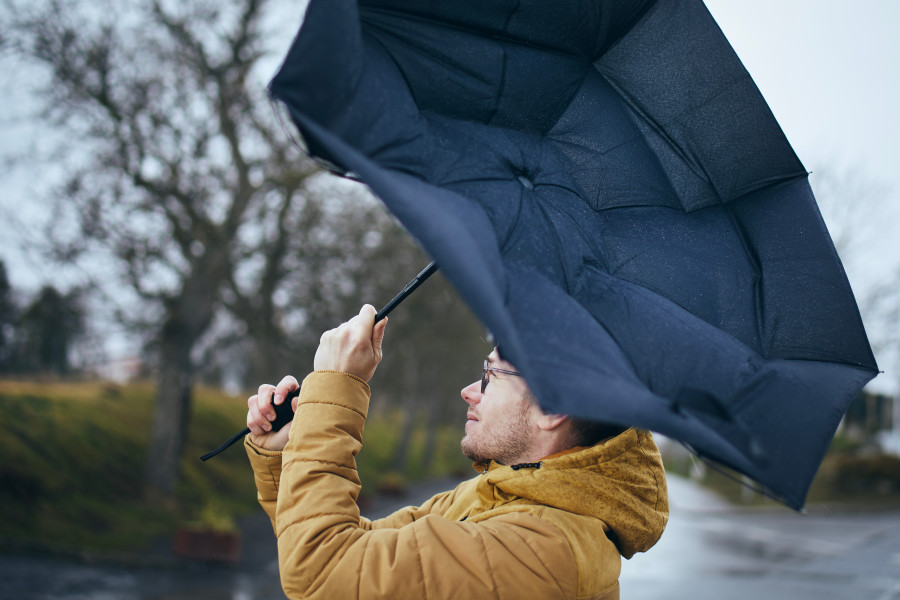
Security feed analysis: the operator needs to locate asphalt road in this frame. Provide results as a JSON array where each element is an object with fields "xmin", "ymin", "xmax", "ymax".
[
  {"xmin": 621, "ymin": 476, "xmax": 900, "ymax": 600},
  {"xmin": 2, "ymin": 475, "xmax": 898, "ymax": 599}
]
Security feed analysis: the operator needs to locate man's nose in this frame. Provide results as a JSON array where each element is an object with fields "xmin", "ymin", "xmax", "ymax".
[{"xmin": 460, "ymin": 380, "xmax": 481, "ymax": 406}]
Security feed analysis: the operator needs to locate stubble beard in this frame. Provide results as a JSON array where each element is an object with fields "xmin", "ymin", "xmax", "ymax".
[{"xmin": 460, "ymin": 395, "xmax": 534, "ymax": 465}]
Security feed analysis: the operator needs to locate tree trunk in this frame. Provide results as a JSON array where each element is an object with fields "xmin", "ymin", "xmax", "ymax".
[
  {"xmin": 143, "ymin": 316, "xmax": 195, "ymax": 500},
  {"xmin": 421, "ymin": 383, "xmax": 443, "ymax": 472},
  {"xmin": 248, "ymin": 316, "xmax": 293, "ymax": 384},
  {"xmin": 390, "ymin": 364, "xmax": 420, "ymax": 473}
]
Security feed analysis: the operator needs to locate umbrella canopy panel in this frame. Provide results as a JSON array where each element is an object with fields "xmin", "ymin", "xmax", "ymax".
[{"xmin": 270, "ymin": 0, "xmax": 878, "ymax": 509}]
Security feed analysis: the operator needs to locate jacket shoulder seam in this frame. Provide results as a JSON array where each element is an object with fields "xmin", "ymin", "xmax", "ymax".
[
  {"xmin": 410, "ymin": 517, "xmax": 429, "ymax": 600},
  {"xmin": 504, "ymin": 508, "xmax": 571, "ymax": 597},
  {"xmin": 357, "ymin": 534, "xmax": 372, "ymax": 599},
  {"xmin": 477, "ymin": 517, "xmax": 501, "ymax": 598}
]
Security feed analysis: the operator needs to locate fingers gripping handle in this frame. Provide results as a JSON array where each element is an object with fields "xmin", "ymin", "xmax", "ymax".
[
  {"xmin": 199, "ymin": 388, "xmax": 300, "ymax": 461},
  {"xmin": 269, "ymin": 389, "xmax": 301, "ymax": 432}
]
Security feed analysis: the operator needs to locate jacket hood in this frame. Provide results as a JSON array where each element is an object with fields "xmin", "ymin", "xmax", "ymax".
[{"xmin": 472, "ymin": 428, "xmax": 668, "ymax": 558}]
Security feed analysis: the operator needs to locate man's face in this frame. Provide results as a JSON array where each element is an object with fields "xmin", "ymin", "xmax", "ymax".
[{"xmin": 460, "ymin": 349, "xmax": 538, "ymax": 465}]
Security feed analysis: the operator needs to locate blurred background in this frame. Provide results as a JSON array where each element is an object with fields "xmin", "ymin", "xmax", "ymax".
[{"xmin": 0, "ymin": 1, "xmax": 897, "ymax": 599}]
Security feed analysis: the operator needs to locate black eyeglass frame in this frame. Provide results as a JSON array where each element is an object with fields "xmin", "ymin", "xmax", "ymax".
[{"xmin": 481, "ymin": 359, "xmax": 522, "ymax": 393}]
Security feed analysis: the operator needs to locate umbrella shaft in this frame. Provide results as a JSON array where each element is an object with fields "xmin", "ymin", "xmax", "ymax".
[{"xmin": 375, "ymin": 261, "xmax": 438, "ymax": 322}]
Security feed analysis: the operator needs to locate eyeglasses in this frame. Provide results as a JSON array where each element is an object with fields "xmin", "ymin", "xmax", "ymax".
[{"xmin": 481, "ymin": 359, "xmax": 522, "ymax": 393}]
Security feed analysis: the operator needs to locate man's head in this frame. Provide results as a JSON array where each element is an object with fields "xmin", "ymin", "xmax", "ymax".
[
  {"xmin": 459, "ymin": 349, "xmax": 570, "ymax": 465},
  {"xmin": 460, "ymin": 349, "xmax": 626, "ymax": 465}
]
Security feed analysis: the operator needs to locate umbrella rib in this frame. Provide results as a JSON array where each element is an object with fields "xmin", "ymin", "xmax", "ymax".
[
  {"xmin": 361, "ymin": 7, "xmax": 589, "ymax": 60},
  {"xmin": 485, "ymin": 48, "xmax": 508, "ymax": 127},
  {"xmin": 721, "ymin": 204, "xmax": 766, "ymax": 353}
]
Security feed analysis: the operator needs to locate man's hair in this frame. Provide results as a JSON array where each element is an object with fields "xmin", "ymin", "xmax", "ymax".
[
  {"xmin": 524, "ymin": 389, "xmax": 625, "ymax": 447},
  {"xmin": 568, "ymin": 417, "xmax": 626, "ymax": 447}
]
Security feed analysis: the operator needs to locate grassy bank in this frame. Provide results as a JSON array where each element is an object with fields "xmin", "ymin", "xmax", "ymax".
[{"xmin": 0, "ymin": 379, "xmax": 471, "ymax": 554}]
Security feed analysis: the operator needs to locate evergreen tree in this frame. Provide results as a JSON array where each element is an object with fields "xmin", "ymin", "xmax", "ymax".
[
  {"xmin": 14, "ymin": 285, "xmax": 85, "ymax": 375},
  {"xmin": 0, "ymin": 260, "xmax": 16, "ymax": 372}
]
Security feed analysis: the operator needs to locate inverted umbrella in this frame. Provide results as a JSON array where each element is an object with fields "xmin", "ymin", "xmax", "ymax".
[{"xmin": 269, "ymin": 0, "xmax": 878, "ymax": 509}]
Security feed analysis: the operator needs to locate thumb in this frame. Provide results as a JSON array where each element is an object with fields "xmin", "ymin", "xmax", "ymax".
[{"xmin": 372, "ymin": 316, "xmax": 387, "ymax": 358}]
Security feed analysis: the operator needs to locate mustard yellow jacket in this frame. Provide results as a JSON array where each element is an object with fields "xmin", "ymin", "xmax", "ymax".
[{"xmin": 246, "ymin": 372, "xmax": 668, "ymax": 600}]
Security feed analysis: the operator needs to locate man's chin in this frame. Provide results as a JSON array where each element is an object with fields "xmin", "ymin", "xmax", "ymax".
[{"xmin": 460, "ymin": 437, "xmax": 488, "ymax": 464}]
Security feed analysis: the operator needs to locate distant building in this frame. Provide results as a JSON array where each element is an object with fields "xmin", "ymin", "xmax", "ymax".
[{"xmin": 838, "ymin": 391, "xmax": 896, "ymax": 454}]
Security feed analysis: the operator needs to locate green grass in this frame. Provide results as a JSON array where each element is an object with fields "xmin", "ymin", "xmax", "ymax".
[
  {"xmin": 0, "ymin": 379, "xmax": 250, "ymax": 551},
  {"xmin": 0, "ymin": 379, "xmax": 471, "ymax": 554}
]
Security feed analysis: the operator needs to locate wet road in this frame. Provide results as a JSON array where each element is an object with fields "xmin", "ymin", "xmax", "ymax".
[
  {"xmin": 620, "ymin": 476, "xmax": 900, "ymax": 599},
  {"xmin": 3, "ymin": 475, "xmax": 899, "ymax": 599},
  {"xmin": 0, "ymin": 478, "xmax": 462, "ymax": 600}
]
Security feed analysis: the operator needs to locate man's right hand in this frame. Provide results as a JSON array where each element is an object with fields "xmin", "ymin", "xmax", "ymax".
[{"xmin": 246, "ymin": 375, "xmax": 299, "ymax": 451}]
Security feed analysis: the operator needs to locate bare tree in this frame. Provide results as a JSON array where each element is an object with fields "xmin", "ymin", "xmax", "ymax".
[
  {"xmin": 2, "ymin": 0, "xmax": 325, "ymax": 498},
  {"xmin": 811, "ymin": 165, "xmax": 898, "ymax": 352},
  {"xmin": 812, "ymin": 164, "xmax": 900, "ymax": 439},
  {"xmin": 810, "ymin": 165, "xmax": 891, "ymax": 273},
  {"xmin": 4, "ymin": 0, "xmax": 498, "ymax": 499},
  {"xmin": 863, "ymin": 267, "xmax": 900, "ymax": 400}
]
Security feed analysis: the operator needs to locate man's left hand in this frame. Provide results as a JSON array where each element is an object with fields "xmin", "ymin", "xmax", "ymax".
[{"xmin": 313, "ymin": 304, "xmax": 387, "ymax": 382}]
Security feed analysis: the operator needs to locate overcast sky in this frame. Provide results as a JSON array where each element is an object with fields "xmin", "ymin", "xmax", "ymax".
[
  {"xmin": 708, "ymin": 0, "xmax": 900, "ymax": 178},
  {"xmin": 706, "ymin": 0, "xmax": 900, "ymax": 391},
  {"xmin": 2, "ymin": 0, "xmax": 898, "ymax": 386}
]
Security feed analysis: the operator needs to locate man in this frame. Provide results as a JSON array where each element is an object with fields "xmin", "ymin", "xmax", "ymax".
[{"xmin": 245, "ymin": 305, "xmax": 668, "ymax": 599}]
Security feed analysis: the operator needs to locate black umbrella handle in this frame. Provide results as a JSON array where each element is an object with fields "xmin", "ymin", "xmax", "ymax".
[
  {"xmin": 199, "ymin": 388, "xmax": 299, "ymax": 461},
  {"xmin": 200, "ymin": 261, "xmax": 439, "ymax": 461},
  {"xmin": 374, "ymin": 261, "xmax": 438, "ymax": 323}
]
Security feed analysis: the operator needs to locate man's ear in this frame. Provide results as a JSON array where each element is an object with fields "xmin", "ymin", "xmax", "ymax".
[{"xmin": 535, "ymin": 412, "xmax": 569, "ymax": 432}]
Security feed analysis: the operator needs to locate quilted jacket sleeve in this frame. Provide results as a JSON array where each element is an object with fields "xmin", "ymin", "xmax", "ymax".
[
  {"xmin": 358, "ymin": 487, "xmax": 458, "ymax": 531},
  {"xmin": 262, "ymin": 371, "xmax": 579, "ymax": 600},
  {"xmin": 245, "ymin": 440, "xmax": 283, "ymax": 531},
  {"xmin": 243, "ymin": 433, "xmax": 459, "ymax": 532}
]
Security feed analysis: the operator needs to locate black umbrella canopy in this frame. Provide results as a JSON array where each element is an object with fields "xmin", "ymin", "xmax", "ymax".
[{"xmin": 269, "ymin": 0, "xmax": 878, "ymax": 509}]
